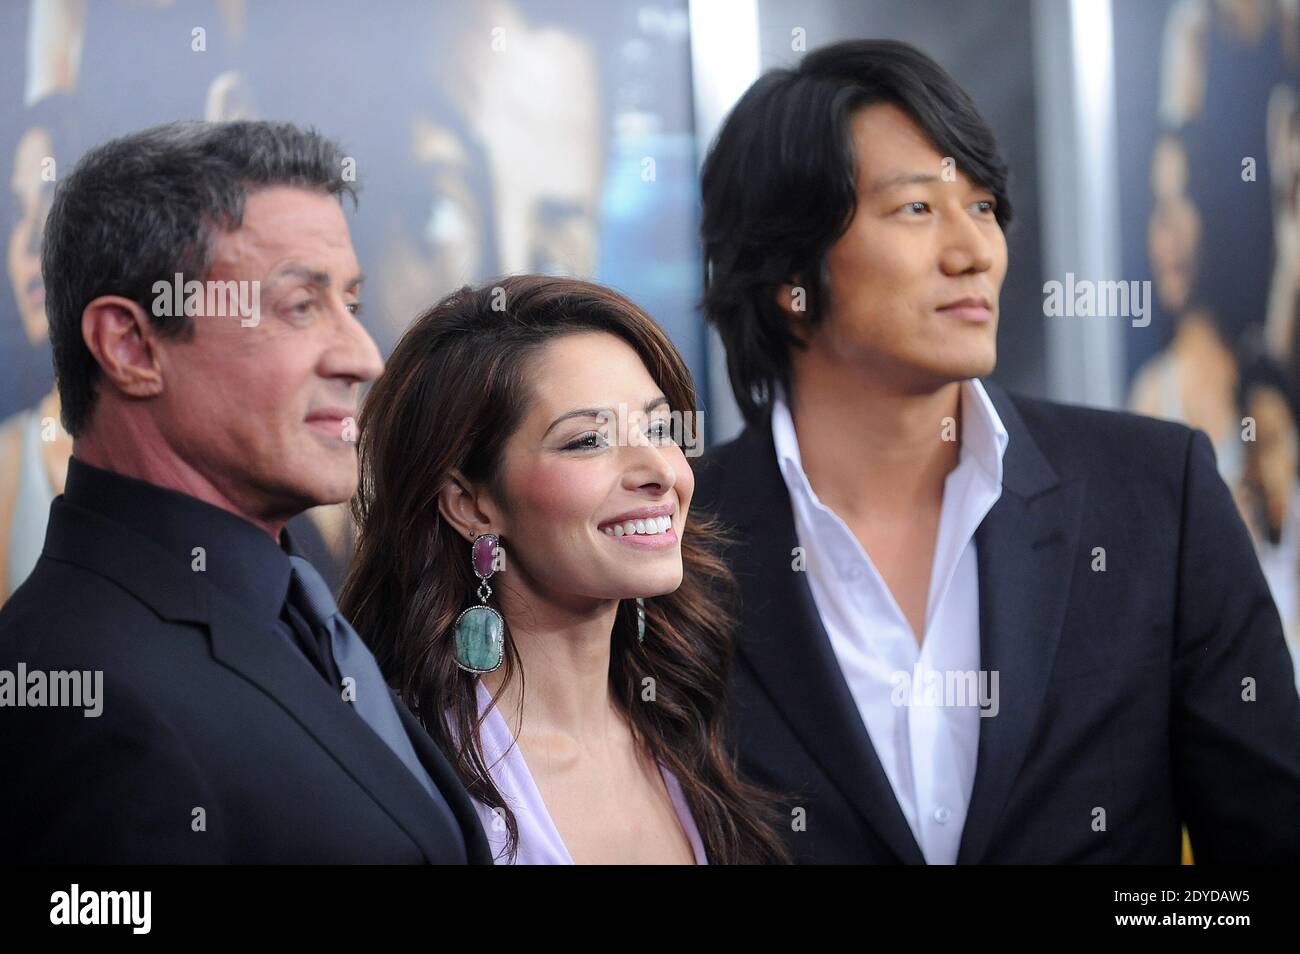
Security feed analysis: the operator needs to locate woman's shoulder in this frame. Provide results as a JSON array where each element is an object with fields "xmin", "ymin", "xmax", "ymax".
[{"xmin": 451, "ymin": 681, "xmax": 575, "ymax": 865}]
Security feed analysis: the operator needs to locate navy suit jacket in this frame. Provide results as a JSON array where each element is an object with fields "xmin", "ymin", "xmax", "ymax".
[
  {"xmin": 0, "ymin": 487, "xmax": 491, "ymax": 864},
  {"xmin": 693, "ymin": 380, "xmax": 1300, "ymax": 863}
]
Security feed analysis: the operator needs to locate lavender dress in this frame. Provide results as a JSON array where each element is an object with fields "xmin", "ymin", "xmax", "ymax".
[{"xmin": 450, "ymin": 680, "xmax": 708, "ymax": 865}]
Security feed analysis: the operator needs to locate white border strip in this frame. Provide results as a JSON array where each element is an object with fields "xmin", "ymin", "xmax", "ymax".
[
  {"xmin": 689, "ymin": 0, "xmax": 760, "ymax": 445},
  {"xmin": 1033, "ymin": 0, "xmax": 1126, "ymax": 407}
]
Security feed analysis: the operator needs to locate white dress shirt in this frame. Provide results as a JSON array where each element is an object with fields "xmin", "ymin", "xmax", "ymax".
[{"xmin": 771, "ymin": 378, "xmax": 1008, "ymax": 864}]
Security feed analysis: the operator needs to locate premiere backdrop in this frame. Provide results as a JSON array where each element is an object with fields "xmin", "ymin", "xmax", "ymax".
[
  {"xmin": 0, "ymin": 0, "xmax": 702, "ymax": 596},
  {"xmin": 1114, "ymin": 0, "xmax": 1300, "ymax": 684}
]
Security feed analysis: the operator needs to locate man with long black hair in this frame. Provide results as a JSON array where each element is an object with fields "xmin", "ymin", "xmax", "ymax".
[{"xmin": 695, "ymin": 39, "xmax": 1300, "ymax": 864}]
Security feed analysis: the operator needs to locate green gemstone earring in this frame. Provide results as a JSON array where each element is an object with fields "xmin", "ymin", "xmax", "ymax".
[{"xmin": 453, "ymin": 532, "xmax": 505, "ymax": 674}]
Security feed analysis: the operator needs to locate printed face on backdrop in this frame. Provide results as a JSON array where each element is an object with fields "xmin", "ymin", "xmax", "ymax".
[
  {"xmin": 381, "ymin": 115, "xmax": 487, "ymax": 339},
  {"xmin": 8, "ymin": 126, "xmax": 55, "ymax": 346},
  {"xmin": 1148, "ymin": 134, "xmax": 1202, "ymax": 316}
]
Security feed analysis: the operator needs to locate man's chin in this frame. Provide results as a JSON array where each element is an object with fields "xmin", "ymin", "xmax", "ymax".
[
  {"xmin": 944, "ymin": 347, "xmax": 997, "ymax": 382},
  {"xmin": 284, "ymin": 463, "xmax": 359, "ymax": 511},
  {"xmin": 907, "ymin": 356, "xmax": 995, "ymax": 392}
]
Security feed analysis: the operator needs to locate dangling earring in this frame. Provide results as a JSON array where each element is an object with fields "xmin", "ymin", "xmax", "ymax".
[
  {"xmin": 453, "ymin": 532, "xmax": 505, "ymax": 674},
  {"xmin": 636, "ymin": 597, "xmax": 646, "ymax": 644}
]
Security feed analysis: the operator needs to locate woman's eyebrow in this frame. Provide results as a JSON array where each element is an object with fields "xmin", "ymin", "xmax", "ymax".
[{"xmin": 542, "ymin": 395, "xmax": 669, "ymax": 438}]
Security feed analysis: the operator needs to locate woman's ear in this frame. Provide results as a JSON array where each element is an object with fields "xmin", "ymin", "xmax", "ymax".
[{"xmin": 437, "ymin": 469, "xmax": 498, "ymax": 544}]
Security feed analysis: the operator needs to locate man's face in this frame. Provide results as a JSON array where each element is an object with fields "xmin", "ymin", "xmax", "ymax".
[
  {"xmin": 153, "ymin": 186, "xmax": 383, "ymax": 522},
  {"xmin": 806, "ymin": 102, "xmax": 1007, "ymax": 391}
]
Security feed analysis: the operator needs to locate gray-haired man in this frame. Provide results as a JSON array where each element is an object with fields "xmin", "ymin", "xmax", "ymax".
[{"xmin": 0, "ymin": 120, "xmax": 490, "ymax": 863}]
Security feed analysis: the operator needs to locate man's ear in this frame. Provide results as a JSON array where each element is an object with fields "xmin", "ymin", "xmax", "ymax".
[
  {"xmin": 81, "ymin": 296, "xmax": 165, "ymax": 398},
  {"xmin": 775, "ymin": 279, "xmax": 813, "ymax": 344},
  {"xmin": 437, "ymin": 469, "xmax": 499, "ymax": 544}
]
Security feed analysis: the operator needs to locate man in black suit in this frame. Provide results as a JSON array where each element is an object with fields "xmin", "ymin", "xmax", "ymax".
[
  {"xmin": 0, "ymin": 121, "xmax": 490, "ymax": 863},
  {"xmin": 694, "ymin": 40, "xmax": 1300, "ymax": 863}
]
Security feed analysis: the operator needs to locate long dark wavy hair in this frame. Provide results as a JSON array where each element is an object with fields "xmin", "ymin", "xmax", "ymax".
[{"xmin": 339, "ymin": 275, "xmax": 788, "ymax": 864}]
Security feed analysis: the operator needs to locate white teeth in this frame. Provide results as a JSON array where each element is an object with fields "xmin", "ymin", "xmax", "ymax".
[{"xmin": 603, "ymin": 514, "xmax": 674, "ymax": 537}]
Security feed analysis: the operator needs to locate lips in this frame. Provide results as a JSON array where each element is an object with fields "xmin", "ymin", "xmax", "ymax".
[
  {"xmin": 597, "ymin": 503, "xmax": 676, "ymax": 535},
  {"xmin": 602, "ymin": 514, "xmax": 673, "ymax": 537},
  {"xmin": 304, "ymin": 407, "xmax": 355, "ymax": 439},
  {"xmin": 600, "ymin": 516, "xmax": 679, "ymax": 549},
  {"xmin": 937, "ymin": 296, "xmax": 992, "ymax": 321}
]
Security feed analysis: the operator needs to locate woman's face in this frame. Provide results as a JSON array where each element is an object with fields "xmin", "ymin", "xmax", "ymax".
[{"xmin": 487, "ymin": 331, "xmax": 693, "ymax": 613}]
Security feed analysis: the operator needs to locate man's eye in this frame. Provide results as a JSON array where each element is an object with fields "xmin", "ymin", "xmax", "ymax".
[
  {"xmin": 347, "ymin": 301, "xmax": 364, "ymax": 317},
  {"xmin": 563, "ymin": 431, "xmax": 609, "ymax": 451},
  {"xmin": 899, "ymin": 201, "xmax": 930, "ymax": 215},
  {"xmin": 972, "ymin": 199, "xmax": 997, "ymax": 214}
]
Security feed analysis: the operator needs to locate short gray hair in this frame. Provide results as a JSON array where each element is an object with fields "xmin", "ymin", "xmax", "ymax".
[{"xmin": 43, "ymin": 120, "xmax": 358, "ymax": 436}]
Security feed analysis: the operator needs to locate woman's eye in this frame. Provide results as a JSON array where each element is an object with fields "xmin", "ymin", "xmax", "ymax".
[
  {"xmin": 972, "ymin": 199, "xmax": 996, "ymax": 215},
  {"xmin": 899, "ymin": 201, "xmax": 930, "ymax": 215},
  {"xmin": 347, "ymin": 301, "xmax": 364, "ymax": 317},
  {"xmin": 648, "ymin": 419, "xmax": 675, "ymax": 443},
  {"xmin": 563, "ymin": 431, "xmax": 609, "ymax": 451}
]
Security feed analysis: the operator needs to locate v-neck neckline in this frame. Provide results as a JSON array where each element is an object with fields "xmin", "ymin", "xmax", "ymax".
[{"xmin": 475, "ymin": 680, "xmax": 704, "ymax": 864}]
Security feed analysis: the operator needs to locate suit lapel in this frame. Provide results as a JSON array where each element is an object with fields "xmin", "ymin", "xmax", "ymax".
[
  {"xmin": 394, "ymin": 695, "xmax": 493, "ymax": 863},
  {"xmin": 956, "ymin": 382, "xmax": 1084, "ymax": 864},
  {"xmin": 711, "ymin": 381, "xmax": 1083, "ymax": 865},
  {"xmin": 714, "ymin": 425, "xmax": 926, "ymax": 864},
  {"xmin": 203, "ymin": 592, "xmax": 473, "ymax": 864},
  {"xmin": 43, "ymin": 499, "xmax": 481, "ymax": 864}
]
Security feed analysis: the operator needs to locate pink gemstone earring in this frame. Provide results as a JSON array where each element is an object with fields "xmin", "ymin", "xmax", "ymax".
[{"xmin": 452, "ymin": 533, "xmax": 504, "ymax": 674}]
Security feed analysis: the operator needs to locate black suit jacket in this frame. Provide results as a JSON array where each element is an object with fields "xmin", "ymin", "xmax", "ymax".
[
  {"xmin": 0, "ymin": 489, "xmax": 492, "ymax": 864},
  {"xmin": 694, "ymin": 380, "xmax": 1300, "ymax": 863}
]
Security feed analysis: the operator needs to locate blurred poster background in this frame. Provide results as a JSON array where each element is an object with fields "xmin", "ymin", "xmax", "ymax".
[
  {"xmin": 0, "ymin": 0, "xmax": 702, "ymax": 597},
  {"xmin": 1115, "ymin": 0, "xmax": 1300, "ymax": 686}
]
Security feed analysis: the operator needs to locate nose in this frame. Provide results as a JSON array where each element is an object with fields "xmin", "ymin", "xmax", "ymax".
[
  {"xmin": 322, "ymin": 300, "xmax": 385, "ymax": 384},
  {"xmin": 938, "ymin": 206, "xmax": 996, "ymax": 277},
  {"xmin": 621, "ymin": 438, "xmax": 677, "ymax": 497}
]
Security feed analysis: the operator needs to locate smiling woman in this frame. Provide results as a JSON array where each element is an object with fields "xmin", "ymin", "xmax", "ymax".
[{"xmin": 339, "ymin": 275, "xmax": 789, "ymax": 865}]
